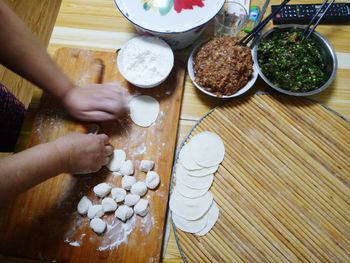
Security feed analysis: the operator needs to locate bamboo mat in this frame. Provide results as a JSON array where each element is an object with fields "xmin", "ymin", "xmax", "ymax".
[{"xmin": 172, "ymin": 93, "xmax": 350, "ymax": 262}]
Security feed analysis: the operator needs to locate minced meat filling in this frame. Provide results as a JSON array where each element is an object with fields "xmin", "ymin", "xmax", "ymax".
[{"xmin": 193, "ymin": 37, "xmax": 253, "ymax": 96}]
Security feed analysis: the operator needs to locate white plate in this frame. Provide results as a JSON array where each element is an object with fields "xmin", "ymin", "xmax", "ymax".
[{"xmin": 188, "ymin": 41, "xmax": 258, "ymax": 98}]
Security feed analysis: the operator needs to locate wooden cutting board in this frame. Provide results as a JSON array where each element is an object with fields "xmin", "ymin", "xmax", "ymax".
[
  {"xmin": 173, "ymin": 94, "xmax": 350, "ymax": 262},
  {"xmin": 0, "ymin": 48, "xmax": 185, "ymax": 262}
]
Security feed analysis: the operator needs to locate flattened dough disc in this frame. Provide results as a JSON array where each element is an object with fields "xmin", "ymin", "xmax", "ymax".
[
  {"xmin": 175, "ymin": 181, "xmax": 208, "ymax": 198},
  {"xmin": 172, "ymin": 211, "xmax": 207, "ymax": 233},
  {"xmin": 169, "ymin": 190, "xmax": 213, "ymax": 220},
  {"xmin": 179, "ymin": 143, "xmax": 202, "ymax": 170},
  {"xmin": 187, "ymin": 164, "xmax": 219, "ymax": 177},
  {"xmin": 176, "ymin": 163, "xmax": 213, "ymax": 190},
  {"xmin": 195, "ymin": 201, "xmax": 219, "ymax": 236},
  {"xmin": 192, "ymin": 131, "xmax": 225, "ymax": 167},
  {"xmin": 130, "ymin": 95, "xmax": 160, "ymax": 127}
]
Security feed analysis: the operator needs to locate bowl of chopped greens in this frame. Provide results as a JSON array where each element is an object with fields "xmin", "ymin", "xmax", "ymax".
[{"xmin": 253, "ymin": 24, "xmax": 337, "ymax": 96}]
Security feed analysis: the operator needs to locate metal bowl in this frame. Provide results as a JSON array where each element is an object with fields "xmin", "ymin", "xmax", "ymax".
[{"xmin": 252, "ymin": 24, "xmax": 337, "ymax": 96}]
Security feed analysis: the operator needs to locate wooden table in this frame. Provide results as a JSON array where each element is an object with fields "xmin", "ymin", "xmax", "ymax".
[{"xmin": 1, "ymin": 0, "xmax": 349, "ymax": 262}]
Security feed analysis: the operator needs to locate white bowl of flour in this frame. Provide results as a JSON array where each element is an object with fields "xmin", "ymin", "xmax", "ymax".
[{"xmin": 117, "ymin": 36, "xmax": 174, "ymax": 88}]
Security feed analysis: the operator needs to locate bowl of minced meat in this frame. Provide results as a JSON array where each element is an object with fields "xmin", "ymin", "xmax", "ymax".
[{"xmin": 188, "ymin": 36, "xmax": 258, "ymax": 98}]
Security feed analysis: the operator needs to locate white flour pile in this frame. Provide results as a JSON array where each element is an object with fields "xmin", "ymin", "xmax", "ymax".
[{"xmin": 118, "ymin": 36, "xmax": 174, "ymax": 86}]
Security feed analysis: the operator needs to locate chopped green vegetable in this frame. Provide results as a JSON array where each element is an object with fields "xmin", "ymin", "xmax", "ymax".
[{"xmin": 258, "ymin": 28, "xmax": 327, "ymax": 93}]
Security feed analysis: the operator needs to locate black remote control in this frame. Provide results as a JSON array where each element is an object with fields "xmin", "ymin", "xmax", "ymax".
[{"xmin": 272, "ymin": 3, "xmax": 350, "ymax": 24}]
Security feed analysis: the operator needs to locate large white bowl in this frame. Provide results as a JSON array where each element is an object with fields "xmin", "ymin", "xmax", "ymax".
[
  {"xmin": 114, "ymin": 0, "xmax": 225, "ymax": 50},
  {"xmin": 188, "ymin": 41, "xmax": 258, "ymax": 98}
]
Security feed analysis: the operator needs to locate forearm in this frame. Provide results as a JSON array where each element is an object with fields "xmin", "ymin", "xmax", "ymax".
[
  {"xmin": 0, "ymin": 1, "xmax": 73, "ymax": 99},
  {"xmin": 0, "ymin": 142, "xmax": 65, "ymax": 205}
]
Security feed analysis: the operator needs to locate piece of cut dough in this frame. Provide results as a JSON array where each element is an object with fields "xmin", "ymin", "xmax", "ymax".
[
  {"xmin": 134, "ymin": 199, "xmax": 149, "ymax": 216},
  {"xmin": 87, "ymin": 205, "xmax": 104, "ymax": 219},
  {"xmin": 115, "ymin": 205, "xmax": 134, "ymax": 221},
  {"xmin": 175, "ymin": 181, "xmax": 208, "ymax": 198},
  {"xmin": 179, "ymin": 143, "xmax": 202, "ymax": 170},
  {"xmin": 130, "ymin": 95, "xmax": 160, "ymax": 127},
  {"xmin": 130, "ymin": 181, "xmax": 148, "ymax": 196},
  {"xmin": 111, "ymin": 187, "xmax": 127, "ymax": 202},
  {"xmin": 140, "ymin": 160, "xmax": 154, "ymax": 172},
  {"xmin": 124, "ymin": 194, "xmax": 140, "ymax": 206},
  {"xmin": 101, "ymin": 197, "xmax": 118, "ymax": 212},
  {"xmin": 145, "ymin": 171, "xmax": 160, "ymax": 189},
  {"xmin": 172, "ymin": 211, "xmax": 207, "ymax": 233},
  {"xmin": 176, "ymin": 163, "xmax": 213, "ymax": 189},
  {"xmin": 106, "ymin": 149, "xmax": 126, "ymax": 172},
  {"xmin": 191, "ymin": 131, "xmax": 225, "ymax": 167},
  {"xmin": 77, "ymin": 196, "xmax": 92, "ymax": 215},
  {"xmin": 90, "ymin": 218, "xmax": 106, "ymax": 234},
  {"xmin": 120, "ymin": 160, "xmax": 134, "ymax": 176},
  {"xmin": 93, "ymin": 183, "xmax": 112, "ymax": 198},
  {"xmin": 169, "ymin": 190, "xmax": 213, "ymax": 220},
  {"xmin": 187, "ymin": 164, "xmax": 219, "ymax": 177},
  {"xmin": 195, "ymin": 201, "xmax": 219, "ymax": 236},
  {"xmin": 121, "ymin": 175, "xmax": 136, "ymax": 191}
]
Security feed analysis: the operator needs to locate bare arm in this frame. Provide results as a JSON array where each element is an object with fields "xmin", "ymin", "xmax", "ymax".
[
  {"xmin": 0, "ymin": 0, "xmax": 72, "ymax": 99},
  {"xmin": 0, "ymin": 142, "xmax": 64, "ymax": 205},
  {"xmin": 0, "ymin": 133, "xmax": 113, "ymax": 205},
  {"xmin": 0, "ymin": 1, "xmax": 129, "ymax": 121}
]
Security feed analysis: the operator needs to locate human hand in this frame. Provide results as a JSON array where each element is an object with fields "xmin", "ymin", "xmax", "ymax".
[
  {"xmin": 62, "ymin": 83, "xmax": 130, "ymax": 122},
  {"xmin": 53, "ymin": 132, "xmax": 113, "ymax": 174}
]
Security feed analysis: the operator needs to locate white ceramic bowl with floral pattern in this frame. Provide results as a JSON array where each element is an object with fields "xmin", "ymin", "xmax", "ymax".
[{"xmin": 114, "ymin": 0, "xmax": 225, "ymax": 50}]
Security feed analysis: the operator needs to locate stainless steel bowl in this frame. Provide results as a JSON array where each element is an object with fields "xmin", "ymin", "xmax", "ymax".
[{"xmin": 252, "ymin": 24, "xmax": 337, "ymax": 96}]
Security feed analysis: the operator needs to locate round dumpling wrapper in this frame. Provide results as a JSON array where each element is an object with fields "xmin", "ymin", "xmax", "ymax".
[
  {"xmin": 186, "ymin": 164, "xmax": 219, "ymax": 177},
  {"xmin": 191, "ymin": 131, "xmax": 225, "ymax": 167},
  {"xmin": 169, "ymin": 190, "xmax": 213, "ymax": 221},
  {"xmin": 130, "ymin": 95, "xmax": 159, "ymax": 127},
  {"xmin": 176, "ymin": 163, "xmax": 213, "ymax": 190},
  {"xmin": 195, "ymin": 201, "xmax": 219, "ymax": 236},
  {"xmin": 179, "ymin": 143, "xmax": 202, "ymax": 170},
  {"xmin": 175, "ymin": 181, "xmax": 208, "ymax": 198},
  {"xmin": 172, "ymin": 210, "xmax": 207, "ymax": 233}
]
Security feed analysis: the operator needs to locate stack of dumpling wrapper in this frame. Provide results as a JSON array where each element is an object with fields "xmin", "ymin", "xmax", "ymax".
[{"xmin": 170, "ymin": 131, "xmax": 225, "ymax": 236}]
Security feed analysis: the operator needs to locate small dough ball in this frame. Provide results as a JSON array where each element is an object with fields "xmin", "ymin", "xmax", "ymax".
[
  {"xmin": 87, "ymin": 204, "xmax": 104, "ymax": 219},
  {"xmin": 101, "ymin": 197, "xmax": 118, "ymax": 212},
  {"xmin": 93, "ymin": 183, "xmax": 112, "ymax": 198},
  {"xmin": 134, "ymin": 199, "xmax": 149, "ymax": 217},
  {"xmin": 146, "ymin": 171, "xmax": 160, "ymax": 189},
  {"xmin": 120, "ymin": 160, "xmax": 134, "ymax": 176},
  {"xmin": 140, "ymin": 160, "xmax": 154, "ymax": 172},
  {"xmin": 130, "ymin": 181, "xmax": 148, "ymax": 196},
  {"xmin": 124, "ymin": 194, "xmax": 140, "ymax": 206},
  {"xmin": 90, "ymin": 218, "xmax": 106, "ymax": 234},
  {"xmin": 111, "ymin": 187, "xmax": 127, "ymax": 202},
  {"xmin": 106, "ymin": 149, "xmax": 126, "ymax": 172},
  {"xmin": 77, "ymin": 196, "xmax": 92, "ymax": 215},
  {"xmin": 121, "ymin": 175, "xmax": 136, "ymax": 191},
  {"xmin": 115, "ymin": 205, "xmax": 133, "ymax": 221}
]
